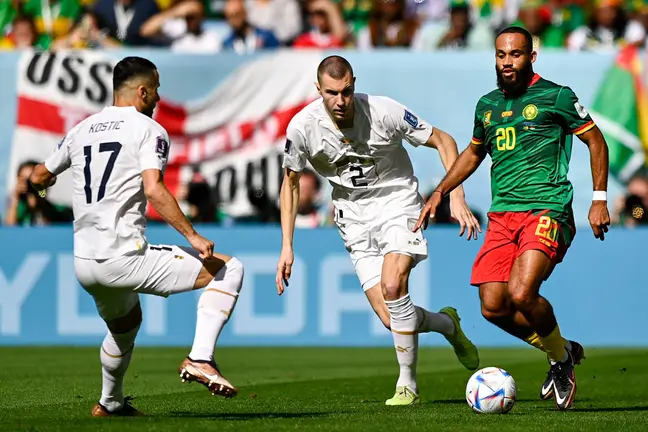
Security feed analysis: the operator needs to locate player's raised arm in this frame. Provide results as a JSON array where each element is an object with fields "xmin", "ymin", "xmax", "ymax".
[
  {"xmin": 414, "ymin": 142, "xmax": 486, "ymax": 234},
  {"xmin": 423, "ymin": 127, "xmax": 482, "ymax": 239},
  {"xmin": 276, "ymin": 128, "xmax": 308, "ymax": 295},
  {"xmin": 140, "ymin": 131, "xmax": 213, "ymax": 258}
]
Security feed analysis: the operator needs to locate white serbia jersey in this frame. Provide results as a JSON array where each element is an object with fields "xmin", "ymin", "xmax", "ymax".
[
  {"xmin": 44, "ymin": 106, "xmax": 170, "ymax": 259},
  {"xmin": 282, "ymin": 94, "xmax": 433, "ymax": 205}
]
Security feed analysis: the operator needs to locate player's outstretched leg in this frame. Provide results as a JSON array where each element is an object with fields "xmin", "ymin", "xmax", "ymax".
[
  {"xmin": 436, "ymin": 307, "xmax": 480, "ymax": 371},
  {"xmin": 508, "ymin": 250, "xmax": 581, "ymax": 410},
  {"xmin": 179, "ymin": 256, "xmax": 244, "ymax": 398},
  {"xmin": 381, "ymin": 253, "xmax": 421, "ymax": 406},
  {"xmin": 367, "ymin": 286, "xmax": 479, "ymax": 372},
  {"xmin": 91, "ymin": 303, "xmax": 144, "ymax": 417}
]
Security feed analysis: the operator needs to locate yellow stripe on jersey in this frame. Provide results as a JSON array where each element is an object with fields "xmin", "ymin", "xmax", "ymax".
[
  {"xmin": 573, "ymin": 121, "xmax": 595, "ymax": 136},
  {"xmin": 470, "ymin": 137, "xmax": 483, "ymax": 145}
]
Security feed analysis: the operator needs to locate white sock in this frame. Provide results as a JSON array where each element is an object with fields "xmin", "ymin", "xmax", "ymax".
[
  {"xmin": 189, "ymin": 258, "xmax": 244, "ymax": 361},
  {"xmin": 386, "ymin": 294, "xmax": 419, "ymax": 393},
  {"xmin": 99, "ymin": 324, "xmax": 139, "ymax": 412},
  {"xmin": 415, "ymin": 306, "xmax": 455, "ymax": 336}
]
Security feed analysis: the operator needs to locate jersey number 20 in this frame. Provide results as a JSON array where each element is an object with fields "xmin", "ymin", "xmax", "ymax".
[
  {"xmin": 83, "ymin": 142, "xmax": 122, "ymax": 204},
  {"xmin": 496, "ymin": 127, "xmax": 516, "ymax": 151}
]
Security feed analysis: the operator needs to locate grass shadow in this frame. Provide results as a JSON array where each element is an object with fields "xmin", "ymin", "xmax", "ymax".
[
  {"xmin": 572, "ymin": 406, "xmax": 648, "ymax": 413},
  {"xmin": 166, "ymin": 411, "xmax": 339, "ymax": 420}
]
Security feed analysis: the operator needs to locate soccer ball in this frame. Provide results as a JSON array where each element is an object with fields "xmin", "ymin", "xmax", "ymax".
[{"xmin": 465, "ymin": 367, "xmax": 517, "ymax": 414}]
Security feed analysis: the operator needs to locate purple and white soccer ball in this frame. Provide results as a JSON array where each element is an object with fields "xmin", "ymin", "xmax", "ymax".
[{"xmin": 466, "ymin": 367, "xmax": 517, "ymax": 414}]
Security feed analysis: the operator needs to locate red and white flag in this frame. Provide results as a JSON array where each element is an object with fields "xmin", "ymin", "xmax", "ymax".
[{"xmin": 8, "ymin": 50, "xmax": 321, "ymax": 218}]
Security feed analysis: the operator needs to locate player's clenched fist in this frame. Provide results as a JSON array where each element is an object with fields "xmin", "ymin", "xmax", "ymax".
[
  {"xmin": 275, "ymin": 247, "xmax": 294, "ymax": 296},
  {"xmin": 187, "ymin": 233, "xmax": 214, "ymax": 259},
  {"xmin": 589, "ymin": 201, "xmax": 610, "ymax": 241}
]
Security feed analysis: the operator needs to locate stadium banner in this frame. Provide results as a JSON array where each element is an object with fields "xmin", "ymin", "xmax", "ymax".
[
  {"xmin": 0, "ymin": 49, "xmax": 638, "ymax": 226},
  {"xmin": 8, "ymin": 49, "xmax": 321, "ymax": 218},
  {"xmin": 0, "ymin": 226, "xmax": 646, "ymax": 347}
]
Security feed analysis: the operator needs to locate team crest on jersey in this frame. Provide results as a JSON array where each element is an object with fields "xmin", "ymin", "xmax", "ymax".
[
  {"xmin": 284, "ymin": 139, "xmax": 292, "ymax": 153},
  {"xmin": 404, "ymin": 110, "xmax": 418, "ymax": 128},
  {"xmin": 523, "ymin": 104, "xmax": 538, "ymax": 120},
  {"xmin": 574, "ymin": 102, "xmax": 588, "ymax": 119},
  {"xmin": 483, "ymin": 111, "xmax": 492, "ymax": 126},
  {"xmin": 156, "ymin": 136, "xmax": 169, "ymax": 160}
]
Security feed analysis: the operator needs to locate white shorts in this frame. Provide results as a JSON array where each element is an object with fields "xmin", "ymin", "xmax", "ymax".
[
  {"xmin": 334, "ymin": 193, "xmax": 428, "ymax": 291},
  {"xmin": 74, "ymin": 244, "xmax": 204, "ymax": 321}
]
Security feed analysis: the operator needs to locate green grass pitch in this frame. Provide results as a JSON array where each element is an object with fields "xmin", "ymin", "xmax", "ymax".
[{"xmin": 1, "ymin": 347, "xmax": 648, "ymax": 431}]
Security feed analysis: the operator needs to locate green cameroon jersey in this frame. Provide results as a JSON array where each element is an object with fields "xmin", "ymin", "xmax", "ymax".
[{"xmin": 471, "ymin": 74, "xmax": 595, "ymax": 218}]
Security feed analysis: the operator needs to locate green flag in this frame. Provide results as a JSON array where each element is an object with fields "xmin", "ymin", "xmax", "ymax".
[{"xmin": 589, "ymin": 46, "xmax": 647, "ymax": 183}]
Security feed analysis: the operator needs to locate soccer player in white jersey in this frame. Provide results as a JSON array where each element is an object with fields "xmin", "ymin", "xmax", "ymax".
[
  {"xmin": 29, "ymin": 57, "xmax": 244, "ymax": 417},
  {"xmin": 276, "ymin": 56, "xmax": 482, "ymax": 406}
]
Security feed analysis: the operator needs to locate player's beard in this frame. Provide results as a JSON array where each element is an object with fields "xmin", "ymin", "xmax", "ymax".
[
  {"xmin": 143, "ymin": 104, "xmax": 155, "ymax": 118},
  {"xmin": 496, "ymin": 62, "xmax": 534, "ymax": 97}
]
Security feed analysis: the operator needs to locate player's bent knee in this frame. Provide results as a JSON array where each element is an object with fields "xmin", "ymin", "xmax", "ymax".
[
  {"xmin": 509, "ymin": 289, "xmax": 537, "ymax": 312},
  {"xmin": 106, "ymin": 302, "xmax": 142, "ymax": 335},
  {"xmin": 194, "ymin": 256, "xmax": 245, "ymax": 291},
  {"xmin": 380, "ymin": 278, "xmax": 402, "ymax": 301},
  {"xmin": 480, "ymin": 304, "xmax": 512, "ymax": 323}
]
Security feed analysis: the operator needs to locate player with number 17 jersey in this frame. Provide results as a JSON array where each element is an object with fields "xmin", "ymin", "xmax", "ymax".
[{"xmin": 46, "ymin": 106, "xmax": 170, "ymax": 259}]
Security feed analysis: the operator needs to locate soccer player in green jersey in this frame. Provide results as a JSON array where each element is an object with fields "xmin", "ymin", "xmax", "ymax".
[{"xmin": 414, "ymin": 26, "xmax": 611, "ymax": 411}]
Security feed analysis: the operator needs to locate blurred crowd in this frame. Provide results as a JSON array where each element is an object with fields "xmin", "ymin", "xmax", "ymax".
[
  {"xmin": 1, "ymin": 0, "xmax": 647, "ymax": 229},
  {"xmin": 1, "ymin": 0, "xmax": 648, "ymax": 52},
  {"xmin": 3, "ymin": 160, "xmax": 485, "ymax": 228}
]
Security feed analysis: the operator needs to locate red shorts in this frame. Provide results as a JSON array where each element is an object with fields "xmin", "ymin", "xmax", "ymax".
[{"xmin": 470, "ymin": 211, "xmax": 576, "ymax": 286}]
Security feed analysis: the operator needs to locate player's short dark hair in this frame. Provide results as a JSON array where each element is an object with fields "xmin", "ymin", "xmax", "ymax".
[
  {"xmin": 113, "ymin": 56, "xmax": 158, "ymax": 92},
  {"xmin": 496, "ymin": 26, "xmax": 534, "ymax": 54},
  {"xmin": 317, "ymin": 55, "xmax": 354, "ymax": 83}
]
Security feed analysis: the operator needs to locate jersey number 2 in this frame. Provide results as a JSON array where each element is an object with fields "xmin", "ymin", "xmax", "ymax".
[
  {"xmin": 349, "ymin": 166, "xmax": 368, "ymax": 187},
  {"xmin": 83, "ymin": 142, "xmax": 122, "ymax": 204}
]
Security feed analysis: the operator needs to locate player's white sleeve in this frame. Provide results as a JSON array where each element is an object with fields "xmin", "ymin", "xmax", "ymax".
[
  {"xmin": 139, "ymin": 125, "xmax": 170, "ymax": 173},
  {"xmin": 383, "ymin": 98, "xmax": 434, "ymax": 147},
  {"xmin": 282, "ymin": 124, "xmax": 308, "ymax": 172},
  {"xmin": 44, "ymin": 134, "xmax": 72, "ymax": 176}
]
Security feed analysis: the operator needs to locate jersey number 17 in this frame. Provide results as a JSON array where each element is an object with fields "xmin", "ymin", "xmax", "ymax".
[{"xmin": 83, "ymin": 141, "xmax": 122, "ymax": 204}]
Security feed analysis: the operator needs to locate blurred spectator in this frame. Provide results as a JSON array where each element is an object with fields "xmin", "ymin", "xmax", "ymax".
[
  {"xmin": 357, "ymin": 0, "xmax": 419, "ymax": 49},
  {"xmin": 0, "ymin": 15, "xmax": 45, "ymax": 50},
  {"xmin": 612, "ymin": 175, "xmax": 648, "ymax": 226},
  {"xmin": 52, "ymin": 13, "xmax": 122, "ymax": 48},
  {"xmin": 567, "ymin": 0, "xmax": 633, "ymax": 51},
  {"xmin": 177, "ymin": 169, "xmax": 221, "ymax": 222},
  {"xmin": 332, "ymin": 0, "xmax": 372, "ymax": 36},
  {"xmin": 247, "ymin": 0, "xmax": 302, "ymax": 44},
  {"xmin": 0, "ymin": 1, "xmax": 19, "ymax": 36},
  {"xmin": 222, "ymin": 0, "xmax": 279, "ymax": 53},
  {"xmin": 412, "ymin": 0, "xmax": 494, "ymax": 51},
  {"xmin": 626, "ymin": 0, "xmax": 648, "ymax": 47},
  {"xmin": 90, "ymin": 0, "xmax": 163, "ymax": 46},
  {"xmin": 140, "ymin": 0, "xmax": 222, "ymax": 52},
  {"xmin": 295, "ymin": 169, "xmax": 327, "ymax": 228},
  {"xmin": 293, "ymin": 0, "xmax": 346, "ymax": 48},
  {"xmin": 514, "ymin": 0, "xmax": 566, "ymax": 48},
  {"xmin": 5, "ymin": 161, "xmax": 73, "ymax": 226},
  {"xmin": 22, "ymin": 0, "xmax": 82, "ymax": 48}
]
